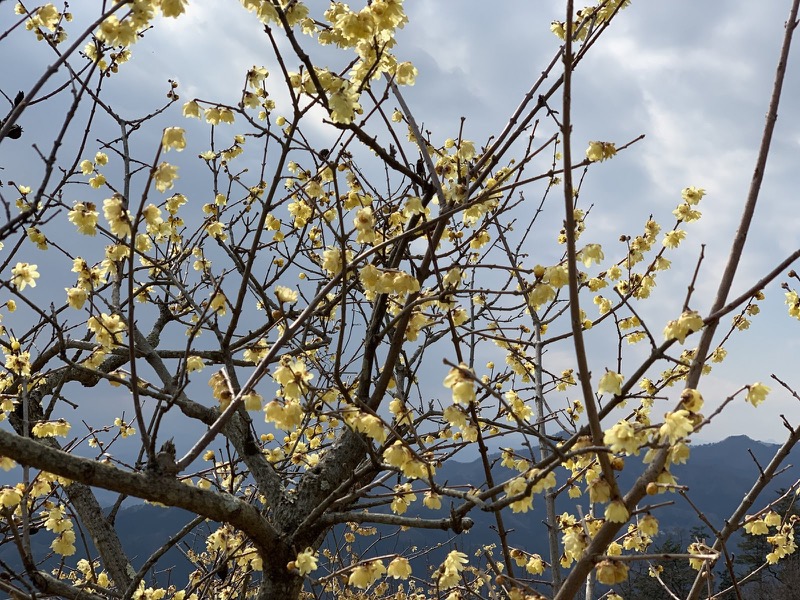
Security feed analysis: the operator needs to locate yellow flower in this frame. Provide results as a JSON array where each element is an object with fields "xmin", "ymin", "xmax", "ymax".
[
  {"xmin": 663, "ymin": 310, "xmax": 704, "ymax": 343},
  {"xmin": 52, "ymin": 530, "xmax": 77, "ymax": 556},
  {"xmin": 183, "ymin": 100, "xmax": 201, "ymax": 118},
  {"xmin": 443, "ymin": 364, "xmax": 476, "ymax": 404},
  {"xmin": 293, "ymin": 547, "xmax": 318, "ymax": 576},
  {"xmin": 186, "ymin": 355, "xmax": 205, "ymax": 372},
  {"xmin": 29, "ymin": 4, "xmax": 60, "ymax": 31},
  {"xmin": 354, "ymin": 413, "xmax": 386, "ymax": 443},
  {"xmin": 764, "ymin": 511, "xmax": 782, "ymax": 527},
  {"xmin": 243, "ymin": 340, "xmax": 268, "ymax": 364},
  {"xmin": 153, "ymin": 162, "xmax": 179, "ymax": 192},
  {"xmin": 264, "ymin": 400, "xmax": 303, "ymax": 431},
  {"xmin": 32, "ymin": 419, "xmax": 71, "ymax": 438},
  {"xmin": 272, "ymin": 356, "xmax": 313, "ymax": 400},
  {"xmin": 0, "ymin": 487, "xmax": 22, "ymax": 508},
  {"xmin": 525, "ymin": 554, "xmax": 545, "ymax": 574},
  {"xmin": 603, "ymin": 420, "xmax": 643, "ymax": 455},
  {"xmin": 136, "ymin": 233, "xmax": 153, "ymax": 253},
  {"xmin": 105, "ymin": 244, "xmax": 130, "ymax": 265},
  {"xmin": 87, "ymin": 313, "xmax": 126, "ymax": 349},
  {"xmin": 68, "ymin": 202, "xmax": 99, "ymax": 235},
  {"xmin": 594, "ymin": 295, "xmax": 612, "ymax": 315},
  {"xmin": 387, "ymin": 556, "xmax": 412, "ymax": 579},
  {"xmin": 679, "ymin": 388, "xmax": 704, "ymax": 412},
  {"xmin": 89, "ymin": 173, "xmax": 106, "ymax": 189},
  {"xmin": 114, "ymin": 417, "xmax": 135, "ymax": 437},
  {"xmin": 423, "ymin": 491, "xmax": 441, "ymax": 510},
  {"xmin": 103, "ymin": 196, "xmax": 132, "ymax": 238},
  {"xmin": 160, "ymin": 0, "xmax": 188, "ymax": 17},
  {"xmin": 744, "ymin": 517, "xmax": 769, "ymax": 535},
  {"xmin": 605, "ymin": 500, "xmax": 630, "ymax": 523},
  {"xmin": 578, "ymin": 243, "xmax": 604, "ymax": 267},
  {"xmin": 687, "ymin": 542, "xmax": 713, "ymax": 570},
  {"xmin": 275, "ymin": 286, "xmax": 298, "ymax": 303},
  {"xmin": 597, "ymin": 371, "xmax": 623, "ymax": 396},
  {"xmin": 288, "ymin": 198, "xmax": 312, "ymax": 228},
  {"xmin": 438, "ymin": 550, "xmax": 468, "ymax": 587},
  {"xmin": 391, "ymin": 483, "xmax": 416, "ymax": 514},
  {"xmin": 528, "ymin": 283, "xmax": 556, "ymax": 309},
  {"xmin": 595, "ymin": 559, "xmax": 628, "ymax": 584},
  {"xmin": 673, "ymin": 203, "xmax": 702, "ymax": 222},
  {"xmin": 65, "ymin": 287, "xmax": 87, "ymax": 310},
  {"xmin": 659, "ymin": 410, "xmax": 694, "ymax": 444},
  {"xmin": 586, "ymin": 141, "xmax": 616, "ymax": 162},
  {"xmin": 247, "ymin": 65, "xmax": 269, "ymax": 87},
  {"xmin": 588, "ymin": 477, "xmax": 612, "ymax": 503},
  {"xmin": 353, "ymin": 206, "xmax": 376, "ymax": 244},
  {"xmin": 96, "ymin": 15, "xmax": 137, "ymax": 47},
  {"xmin": 4, "ymin": 343, "xmax": 31, "ymax": 376},
  {"xmin": 785, "ymin": 290, "xmax": 800, "ymax": 320},
  {"xmin": 348, "ymin": 565, "xmax": 372, "ymax": 589},
  {"xmin": 205, "ymin": 220, "xmax": 226, "ymax": 240},
  {"xmin": 586, "ymin": 277, "xmax": 608, "ymax": 292},
  {"xmin": 161, "ymin": 127, "xmax": 186, "ymax": 152},
  {"xmin": 218, "ymin": 107, "xmax": 235, "ymax": 124},
  {"xmin": 11, "ymin": 262, "xmax": 40, "ymax": 290},
  {"xmin": 323, "ymin": 246, "xmax": 348, "ymax": 276},
  {"xmin": 209, "ymin": 291, "xmax": 227, "ymax": 315},
  {"xmin": 328, "ymin": 81, "xmax": 361, "ymax": 124},
  {"xmin": 383, "ymin": 441, "xmax": 410, "ymax": 469},
  {"xmin": 635, "ymin": 513, "xmax": 658, "ymax": 537},
  {"xmin": 746, "ymin": 382, "xmax": 770, "ymax": 407},
  {"xmin": 545, "ymin": 264, "xmax": 569, "ymax": 288},
  {"xmin": 663, "ymin": 229, "xmax": 686, "ymax": 248},
  {"xmin": 395, "ymin": 61, "xmax": 417, "ymax": 85},
  {"xmin": 504, "ymin": 476, "xmax": 534, "ymax": 513},
  {"xmin": 204, "ymin": 107, "xmax": 221, "ymax": 124},
  {"xmin": 243, "ymin": 391, "xmax": 262, "ymax": 411},
  {"xmin": 681, "ymin": 186, "xmax": 706, "ymax": 205},
  {"xmin": 550, "ymin": 20, "xmax": 566, "ymax": 39}
]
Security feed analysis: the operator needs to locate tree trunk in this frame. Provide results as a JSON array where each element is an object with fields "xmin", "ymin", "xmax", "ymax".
[{"xmin": 258, "ymin": 573, "xmax": 304, "ymax": 600}]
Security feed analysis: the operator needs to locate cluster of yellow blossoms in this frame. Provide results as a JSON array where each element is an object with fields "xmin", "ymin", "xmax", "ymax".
[
  {"xmin": 550, "ymin": 0, "xmax": 631, "ymax": 42},
  {"xmin": 663, "ymin": 310, "xmax": 704, "ymax": 344},
  {"xmin": 87, "ymin": 313, "xmax": 126, "ymax": 350},
  {"xmin": 745, "ymin": 510, "xmax": 799, "ymax": 564},
  {"xmin": 437, "ymin": 550, "xmax": 469, "ymax": 588},
  {"xmin": 45, "ymin": 504, "xmax": 77, "ymax": 556},
  {"xmin": 442, "ymin": 363, "xmax": 477, "ymax": 404},
  {"xmin": 204, "ymin": 524, "xmax": 263, "ymax": 572},
  {"xmin": 3, "ymin": 339, "xmax": 31, "ymax": 377},
  {"xmin": 383, "ymin": 440, "xmax": 434, "ymax": 480},
  {"xmin": 242, "ymin": 0, "xmax": 414, "ymax": 124},
  {"xmin": 503, "ymin": 469, "xmax": 557, "ymax": 513},
  {"xmin": 510, "ymin": 548, "xmax": 546, "ymax": 575}
]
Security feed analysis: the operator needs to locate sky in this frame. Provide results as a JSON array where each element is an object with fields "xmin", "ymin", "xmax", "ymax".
[{"xmin": 2, "ymin": 0, "xmax": 800, "ymax": 455}]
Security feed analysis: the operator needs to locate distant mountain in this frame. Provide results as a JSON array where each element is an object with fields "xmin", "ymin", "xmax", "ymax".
[
  {"xmin": 2, "ymin": 435, "xmax": 795, "ymax": 587},
  {"xmin": 659, "ymin": 435, "xmax": 795, "ymax": 530}
]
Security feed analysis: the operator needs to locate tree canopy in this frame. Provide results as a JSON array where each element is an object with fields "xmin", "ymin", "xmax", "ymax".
[{"xmin": 1, "ymin": 1, "xmax": 800, "ymax": 599}]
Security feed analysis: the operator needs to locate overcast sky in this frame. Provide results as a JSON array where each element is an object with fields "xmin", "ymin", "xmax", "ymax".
[{"xmin": 3, "ymin": 0, "xmax": 800, "ymax": 451}]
